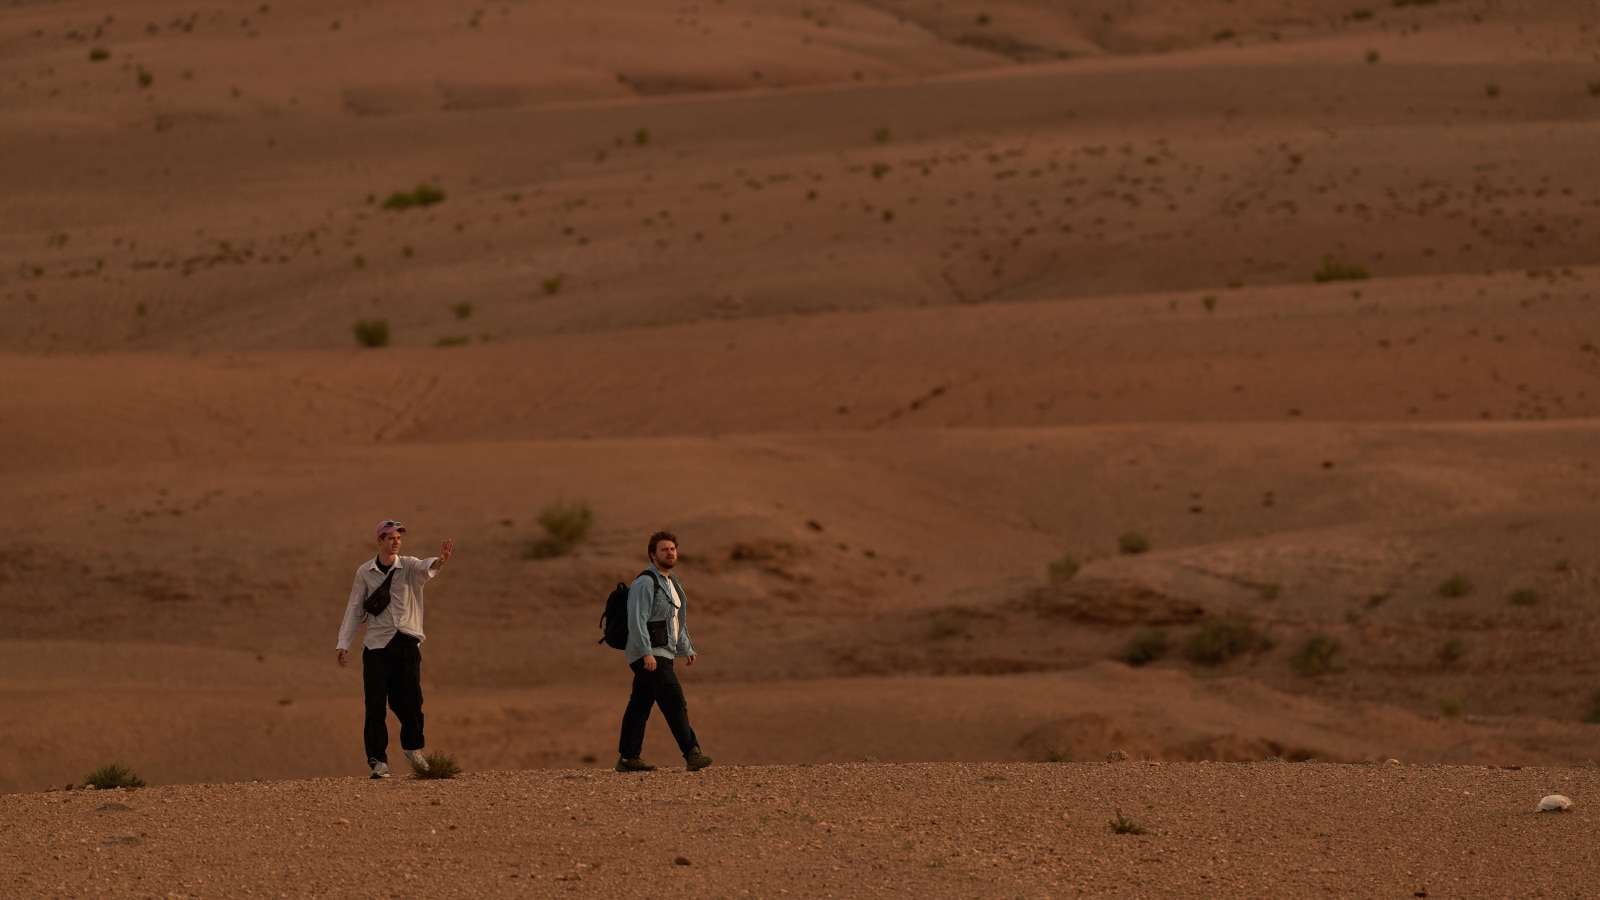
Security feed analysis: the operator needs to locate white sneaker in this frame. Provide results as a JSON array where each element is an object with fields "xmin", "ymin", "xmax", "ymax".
[
  {"xmin": 404, "ymin": 748, "xmax": 429, "ymax": 772},
  {"xmin": 370, "ymin": 760, "xmax": 390, "ymax": 779}
]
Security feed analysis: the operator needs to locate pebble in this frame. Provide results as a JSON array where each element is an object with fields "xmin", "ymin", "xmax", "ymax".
[{"xmin": 1536, "ymin": 795, "xmax": 1572, "ymax": 812}]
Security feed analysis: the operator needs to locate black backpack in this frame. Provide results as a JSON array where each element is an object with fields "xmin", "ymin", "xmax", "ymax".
[{"xmin": 599, "ymin": 570, "xmax": 658, "ymax": 649}]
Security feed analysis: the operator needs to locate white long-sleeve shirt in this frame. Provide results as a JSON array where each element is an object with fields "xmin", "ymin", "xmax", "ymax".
[{"xmin": 335, "ymin": 555, "xmax": 439, "ymax": 651}]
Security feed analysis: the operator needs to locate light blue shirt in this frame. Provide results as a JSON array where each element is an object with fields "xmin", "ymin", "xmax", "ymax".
[{"xmin": 625, "ymin": 565, "xmax": 695, "ymax": 664}]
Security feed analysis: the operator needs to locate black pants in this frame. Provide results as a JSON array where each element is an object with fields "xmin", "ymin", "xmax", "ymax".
[
  {"xmin": 618, "ymin": 656, "xmax": 698, "ymax": 759},
  {"xmin": 362, "ymin": 632, "xmax": 424, "ymax": 764}
]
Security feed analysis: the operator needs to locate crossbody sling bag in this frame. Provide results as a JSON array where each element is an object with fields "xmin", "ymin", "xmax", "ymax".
[
  {"xmin": 645, "ymin": 576, "xmax": 681, "ymax": 648},
  {"xmin": 362, "ymin": 567, "xmax": 397, "ymax": 617}
]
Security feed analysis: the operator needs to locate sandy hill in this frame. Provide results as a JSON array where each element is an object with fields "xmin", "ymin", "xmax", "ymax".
[{"xmin": 2, "ymin": 0, "xmax": 1599, "ymax": 797}]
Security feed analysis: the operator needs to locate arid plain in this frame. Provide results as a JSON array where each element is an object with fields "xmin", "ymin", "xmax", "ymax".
[{"xmin": 3, "ymin": 0, "xmax": 1600, "ymax": 894}]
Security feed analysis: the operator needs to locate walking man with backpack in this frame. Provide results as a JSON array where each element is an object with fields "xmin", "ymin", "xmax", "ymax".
[
  {"xmin": 335, "ymin": 519, "xmax": 454, "ymax": 779},
  {"xmin": 615, "ymin": 531, "xmax": 713, "ymax": 773}
]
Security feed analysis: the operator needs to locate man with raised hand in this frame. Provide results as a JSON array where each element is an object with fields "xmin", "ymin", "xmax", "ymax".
[
  {"xmin": 616, "ymin": 530, "xmax": 713, "ymax": 773},
  {"xmin": 335, "ymin": 519, "xmax": 454, "ymax": 779}
]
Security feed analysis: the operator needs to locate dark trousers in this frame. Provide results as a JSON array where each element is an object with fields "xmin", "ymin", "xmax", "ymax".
[
  {"xmin": 618, "ymin": 656, "xmax": 698, "ymax": 759},
  {"xmin": 362, "ymin": 632, "xmax": 424, "ymax": 763}
]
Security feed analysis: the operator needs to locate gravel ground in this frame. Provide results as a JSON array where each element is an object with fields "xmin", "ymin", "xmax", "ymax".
[{"xmin": 3, "ymin": 761, "xmax": 1596, "ymax": 898}]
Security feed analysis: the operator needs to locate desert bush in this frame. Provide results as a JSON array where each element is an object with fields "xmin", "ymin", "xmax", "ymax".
[
  {"xmin": 1347, "ymin": 7, "xmax": 1374, "ymax": 19},
  {"xmin": 634, "ymin": 127, "xmax": 650, "ymax": 146},
  {"xmin": 929, "ymin": 609, "xmax": 971, "ymax": 640},
  {"xmin": 89, "ymin": 47, "xmax": 111, "ymax": 61},
  {"xmin": 1507, "ymin": 587, "xmax": 1542, "ymax": 606},
  {"xmin": 451, "ymin": 301, "xmax": 473, "ymax": 320},
  {"xmin": 1588, "ymin": 81, "xmax": 1600, "ymax": 97},
  {"xmin": 1314, "ymin": 259, "xmax": 1369, "ymax": 282},
  {"xmin": 382, "ymin": 184, "xmax": 445, "ymax": 210},
  {"xmin": 1117, "ymin": 532, "xmax": 1151, "ymax": 555},
  {"xmin": 1437, "ymin": 696, "xmax": 1461, "ymax": 717},
  {"xmin": 871, "ymin": 162, "xmax": 891, "ymax": 180},
  {"xmin": 1047, "ymin": 554, "xmax": 1081, "ymax": 582},
  {"xmin": 1109, "ymin": 809, "xmax": 1147, "ymax": 834},
  {"xmin": 1437, "ymin": 572, "xmax": 1473, "ymax": 597},
  {"xmin": 1121, "ymin": 628, "xmax": 1168, "ymax": 667},
  {"xmin": 1202, "ymin": 295, "xmax": 1217, "ymax": 312},
  {"xmin": 1212, "ymin": 29, "xmax": 1237, "ymax": 41},
  {"xmin": 352, "ymin": 318, "xmax": 389, "ymax": 348},
  {"xmin": 527, "ymin": 500, "xmax": 593, "ymax": 558},
  {"xmin": 410, "ymin": 751, "xmax": 461, "ymax": 779},
  {"xmin": 1043, "ymin": 743, "xmax": 1071, "ymax": 763},
  {"xmin": 541, "ymin": 275, "xmax": 564, "ymax": 295},
  {"xmin": 1291, "ymin": 634, "xmax": 1340, "ymax": 676},
  {"xmin": 1583, "ymin": 691, "xmax": 1600, "ymax": 724},
  {"xmin": 1366, "ymin": 49, "xmax": 1381, "ymax": 64},
  {"xmin": 872, "ymin": 126, "xmax": 891, "ymax": 143},
  {"xmin": 1185, "ymin": 615, "xmax": 1256, "ymax": 665},
  {"xmin": 1438, "ymin": 636, "xmax": 1465, "ymax": 662},
  {"xmin": 1484, "ymin": 82, "xmax": 1500, "ymax": 98},
  {"xmin": 435, "ymin": 335, "xmax": 469, "ymax": 348},
  {"xmin": 85, "ymin": 764, "xmax": 145, "ymax": 790}
]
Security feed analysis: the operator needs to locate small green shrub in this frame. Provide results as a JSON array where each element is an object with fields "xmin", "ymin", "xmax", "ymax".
[
  {"xmin": 86, "ymin": 764, "xmax": 145, "ymax": 790},
  {"xmin": 1437, "ymin": 696, "xmax": 1461, "ymax": 717},
  {"xmin": 541, "ymin": 275, "xmax": 564, "ymax": 295},
  {"xmin": 1437, "ymin": 572, "xmax": 1473, "ymax": 598},
  {"xmin": 1583, "ymin": 690, "xmax": 1600, "ymax": 724},
  {"xmin": 929, "ymin": 609, "xmax": 971, "ymax": 640},
  {"xmin": 352, "ymin": 319, "xmax": 389, "ymax": 348},
  {"xmin": 450, "ymin": 301, "xmax": 473, "ymax": 319},
  {"xmin": 89, "ymin": 47, "xmax": 111, "ymax": 62},
  {"xmin": 1212, "ymin": 29, "xmax": 1237, "ymax": 41},
  {"xmin": 1117, "ymin": 532, "xmax": 1150, "ymax": 555},
  {"xmin": 1109, "ymin": 808, "xmax": 1147, "ymax": 834},
  {"xmin": 1121, "ymin": 628, "xmax": 1168, "ymax": 667},
  {"xmin": 410, "ymin": 751, "xmax": 461, "ymax": 779},
  {"xmin": 872, "ymin": 126, "xmax": 891, "ymax": 143},
  {"xmin": 1185, "ymin": 615, "xmax": 1256, "ymax": 665},
  {"xmin": 1291, "ymin": 634, "xmax": 1340, "ymax": 676},
  {"xmin": 382, "ymin": 184, "xmax": 445, "ymax": 210},
  {"xmin": 435, "ymin": 335, "xmax": 470, "ymax": 348},
  {"xmin": 1047, "ymin": 554, "xmax": 1081, "ymax": 582},
  {"xmin": 1043, "ymin": 743, "xmax": 1071, "ymax": 763},
  {"xmin": 136, "ymin": 67, "xmax": 153, "ymax": 88},
  {"xmin": 1507, "ymin": 587, "xmax": 1542, "ymax": 606},
  {"xmin": 527, "ymin": 500, "xmax": 593, "ymax": 558},
  {"xmin": 1366, "ymin": 49, "xmax": 1381, "ymax": 64},
  {"xmin": 1202, "ymin": 295, "xmax": 1217, "ymax": 312},
  {"xmin": 1314, "ymin": 259, "xmax": 1369, "ymax": 282},
  {"xmin": 1438, "ymin": 636, "xmax": 1465, "ymax": 662},
  {"xmin": 1347, "ymin": 8, "xmax": 1374, "ymax": 20},
  {"xmin": 634, "ymin": 127, "xmax": 650, "ymax": 146}
]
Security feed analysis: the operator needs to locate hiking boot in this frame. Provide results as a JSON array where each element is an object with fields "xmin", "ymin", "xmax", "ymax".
[
  {"xmin": 615, "ymin": 757, "xmax": 657, "ymax": 773},
  {"xmin": 369, "ymin": 759, "xmax": 390, "ymax": 779},
  {"xmin": 404, "ymin": 748, "xmax": 430, "ymax": 773},
  {"xmin": 685, "ymin": 748, "xmax": 713, "ymax": 772}
]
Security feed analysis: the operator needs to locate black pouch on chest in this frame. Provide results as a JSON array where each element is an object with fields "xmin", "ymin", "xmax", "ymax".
[
  {"xmin": 646, "ymin": 619, "xmax": 670, "ymax": 647},
  {"xmin": 363, "ymin": 569, "xmax": 396, "ymax": 616}
]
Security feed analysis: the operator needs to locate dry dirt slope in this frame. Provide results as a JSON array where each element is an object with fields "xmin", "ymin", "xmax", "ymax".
[{"xmin": 3, "ymin": 762, "xmax": 1598, "ymax": 898}]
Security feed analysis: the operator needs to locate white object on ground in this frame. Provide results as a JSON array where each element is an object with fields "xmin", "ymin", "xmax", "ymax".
[{"xmin": 1537, "ymin": 794, "xmax": 1572, "ymax": 812}]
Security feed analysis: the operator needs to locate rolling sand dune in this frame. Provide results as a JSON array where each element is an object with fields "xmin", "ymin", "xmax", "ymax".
[{"xmin": 3, "ymin": 0, "xmax": 1600, "ymax": 893}]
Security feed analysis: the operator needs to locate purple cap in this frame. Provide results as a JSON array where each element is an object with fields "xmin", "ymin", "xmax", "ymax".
[{"xmin": 375, "ymin": 520, "xmax": 407, "ymax": 539}]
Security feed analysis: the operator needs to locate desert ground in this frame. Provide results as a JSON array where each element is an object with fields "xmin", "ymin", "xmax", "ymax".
[{"xmin": 3, "ymin": 0, "xmax": 1600, "ymax": 893}]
